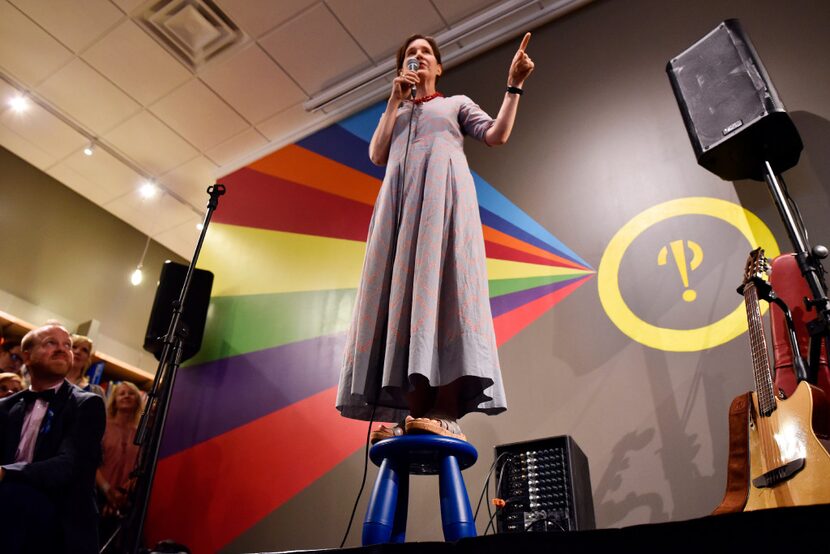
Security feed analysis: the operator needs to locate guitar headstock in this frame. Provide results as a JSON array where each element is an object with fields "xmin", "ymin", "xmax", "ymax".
[{"xmin": 738, "ymin": 247, "xmax": 771, "ymax": 295}]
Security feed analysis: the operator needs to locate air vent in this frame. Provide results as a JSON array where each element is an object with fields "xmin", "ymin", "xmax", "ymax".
[{"xmin": 134, "ymin": 0, "xmax": 247, "ymax": 71}]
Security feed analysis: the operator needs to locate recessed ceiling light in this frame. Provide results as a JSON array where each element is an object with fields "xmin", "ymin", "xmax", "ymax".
[
  {"xmin": 8, "ymin": 95, "xmax": 29, "ymax": 113},
  {"xmin": 83, "ymin": 143, "xmax": 94, "ymax": 156},
  {"xmin": 140, "ymin": 181, "xmax": 159, "ymax": 199},
  {"xmin": 196, "ymin": 222, "xmax": 204, "ymax": 230}
]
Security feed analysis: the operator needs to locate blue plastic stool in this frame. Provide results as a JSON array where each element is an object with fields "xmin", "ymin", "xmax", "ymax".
[{"xmin": 362, "ymin": 435, "xmax": 478, "ymax": 545}]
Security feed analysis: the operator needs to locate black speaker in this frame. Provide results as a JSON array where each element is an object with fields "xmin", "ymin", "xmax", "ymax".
[
  {"xmin": 666, "ymin": 19, "xmax": 802, "ymax": 181},
  {"xmin": 494, "ymin": 435, "xmax": 595, "ymax": 533},
  {"xmin": 143, "ymin": 261, "xmax": 214, "ymax": 363}
]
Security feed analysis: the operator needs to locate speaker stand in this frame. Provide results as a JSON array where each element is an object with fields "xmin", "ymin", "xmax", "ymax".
[
  {"xmin": 762, "ymin": 161, "xmax": 830, "ymax": 384},
  {"xmin": 111, "ymin": 184, "xmax": 226, "ymax": 554}
]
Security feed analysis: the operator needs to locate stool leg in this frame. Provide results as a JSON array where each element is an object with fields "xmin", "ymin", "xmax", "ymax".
[
  {"xmin": 363, "ymin": 458, "xmax": 408, "ymax": 545},
  {"xmin": 438, "ymin": 454, "xmax": 477, "ymax": 541},
  {"xmin": 390, "ymin": 463, "xmax": 409, "ymax": 543}
]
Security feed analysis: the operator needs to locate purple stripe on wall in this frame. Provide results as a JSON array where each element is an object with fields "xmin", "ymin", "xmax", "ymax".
[
  {"xmin": 159, "ymin": 333, "xmax": 347, "ymax": 458},
  {"xmin": 489, "ymin": 278, "xmax": 577, "ymax": 318}
]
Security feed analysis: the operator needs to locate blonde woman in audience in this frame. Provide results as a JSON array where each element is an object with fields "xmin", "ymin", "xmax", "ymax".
[
  {"xmin": 0, "ymin": 372, "xmax": 23, "ymax": 398},
  {"xmin": 96, "ymin": 382, "xmax": 143, "ymax": 520},
  {"xmin": 69, "ymin": 335, "xmax": 105, "ymax": 398}
]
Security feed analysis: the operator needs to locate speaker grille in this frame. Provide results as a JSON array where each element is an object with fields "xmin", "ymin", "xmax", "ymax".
[{"xmin": 667, "ymin": 19, "xmax": 802, "ymax": 180}]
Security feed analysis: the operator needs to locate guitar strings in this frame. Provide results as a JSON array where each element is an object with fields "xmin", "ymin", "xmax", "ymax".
[{"xmin": 745, "ymin": 283, "xmax": 782, "ymax": 472}]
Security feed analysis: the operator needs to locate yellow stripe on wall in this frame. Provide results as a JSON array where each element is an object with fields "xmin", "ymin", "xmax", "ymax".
[
  {"xmin": 486, "ymin": 258, "xmax": 594, "ymax": 280},
  {"xmin": 197, "ymin": 223, "xmax": 366, "ymax": 296}
]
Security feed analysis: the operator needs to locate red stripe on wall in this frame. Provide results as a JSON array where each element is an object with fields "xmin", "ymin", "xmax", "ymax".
[
  {"xmin": 493, "ymin": 275, "xmax": 594, "ymax": 346},
  {"xmin": 485, "ymin": 240, "xmax": 582, "ymax": 268},
  {"xmin": 145, "ymin": 387, "xmax": 366, "ymax": 553},
  {"xmin": 215, "ymin": 167, "xmax": 374, "ymax": 241}
]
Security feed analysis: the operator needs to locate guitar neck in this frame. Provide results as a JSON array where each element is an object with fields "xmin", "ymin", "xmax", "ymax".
[{"xmin": 743, "ymin": 282, "xmax": 777, "ymax": 416}]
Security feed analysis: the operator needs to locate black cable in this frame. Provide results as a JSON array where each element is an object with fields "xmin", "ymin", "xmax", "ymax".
[
  {"xmin": 484, "ymin": 458, "xmax": 510, "ymax": 535},
  {"xmin": 339, "ymin": 403, "xmax": 377, "ymax": 548},
  {"xmin": 473, "ymin": 452, "xmax": 510, "ymax": 522},
  {"xmin": 339, "ymin": 99, "xmax": 416, "ymax": 548}
]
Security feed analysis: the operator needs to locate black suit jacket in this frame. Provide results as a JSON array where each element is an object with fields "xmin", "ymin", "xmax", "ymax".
[{"xmin": 0, "ymin": 380, "xmax": 106, "ymax": 554}]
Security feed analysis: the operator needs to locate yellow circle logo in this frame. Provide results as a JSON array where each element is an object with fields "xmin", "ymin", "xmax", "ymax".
[{"xmin": 598, "ymin": 197, "xmax": 779, "ymax": 352}]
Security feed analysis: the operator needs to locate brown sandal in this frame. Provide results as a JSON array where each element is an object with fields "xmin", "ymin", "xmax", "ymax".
[
  {"xmin": 370, "ymin": 421, "xmax": 405, "ymax": 444},
  {"xmin": 404, "ymin": 417, "xmax": 466, "ymax": 441}
]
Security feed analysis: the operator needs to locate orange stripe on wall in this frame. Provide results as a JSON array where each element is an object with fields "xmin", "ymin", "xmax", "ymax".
[
  {"xmin": 483, "ymin": 225, "xmax": 586, "ymax": 270},
  {"xmin": 250, "ymin": 145, "xmax": 381, "ymax": 206}
]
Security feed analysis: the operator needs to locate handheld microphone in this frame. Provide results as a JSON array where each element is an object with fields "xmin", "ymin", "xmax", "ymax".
[{"xmin": 406, "ymin": 57, "xmax": 419, "ymax": 99}]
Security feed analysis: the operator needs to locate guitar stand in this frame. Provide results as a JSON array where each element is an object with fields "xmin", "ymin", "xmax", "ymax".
[{"xmin": 761, "ymin": 160, "xmax": 830, "ymax": 385}]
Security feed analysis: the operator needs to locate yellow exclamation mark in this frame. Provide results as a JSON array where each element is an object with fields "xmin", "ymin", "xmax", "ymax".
[{"xmin": 657, "ymin": 240, "xmax": 703, "ymax": 302}]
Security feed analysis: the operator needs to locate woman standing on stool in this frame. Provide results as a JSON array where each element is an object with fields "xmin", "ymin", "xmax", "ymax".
[{"xmin": 337, "ymin": 32, "xmax": 535, "ymax": 442}]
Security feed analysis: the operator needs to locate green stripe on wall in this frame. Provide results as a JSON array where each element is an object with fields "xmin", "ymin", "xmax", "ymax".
[
  {"xmin": 185, "ymin": 288, "xmax": 357, "ymax": 366},
  {"xmin": 488, "ymin": 274, "xmax": 580, "ymax": 298}
]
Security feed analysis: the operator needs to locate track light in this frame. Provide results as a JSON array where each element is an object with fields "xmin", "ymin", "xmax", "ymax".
[
  {"xmin": 139, "ymin": 181, "xmax": 159, "ymax": 199},
  {"xmin": 8, "ymin": 94, "xmax": 29, "ymax": 113},
  {"xmin": 130, "ymin": 236, "xmax": 152, "ymax": 286}
]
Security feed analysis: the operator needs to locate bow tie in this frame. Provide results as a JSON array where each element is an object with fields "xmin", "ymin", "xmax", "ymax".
[{"xmin": 22, "ymin": 389, "xmax": 57, "ymax": 404}]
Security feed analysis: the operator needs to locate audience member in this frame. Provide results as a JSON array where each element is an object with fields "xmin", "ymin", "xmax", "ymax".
[
  {"xmin": 97, "ymin": 381, "xmax": 143, "ymax": 521},
  {"xmin": 0, "ymin": 340, "xmax": 23, "ymax": 374},
  {"xmin": 0, "ymin": 372, "xmax": 23, "ymax": 398},
  {"xmin": 0, "ymin": 324, "xmax": 106, "ymax": 554},
  {"xmin": 69, "ymin": 334, "xmax": 106, "ymax": 398}
]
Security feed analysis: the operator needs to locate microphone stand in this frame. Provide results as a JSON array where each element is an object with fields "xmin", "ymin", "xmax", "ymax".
[
  {"xmin": 761, "ymin": 161, "xmax": 829, "ymax": 384},
  {"xmin": 117, "ymin": 184, "xmax": 226, "ymax": 554}
]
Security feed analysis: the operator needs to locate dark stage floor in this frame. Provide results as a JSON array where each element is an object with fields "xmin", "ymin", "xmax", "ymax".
[{"xmin": 258, "ymin": 503, "xmax": 830, "ymax": 553}]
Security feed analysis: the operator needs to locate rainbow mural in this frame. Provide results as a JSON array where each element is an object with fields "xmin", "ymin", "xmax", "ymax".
[{"xmin": 145, "ymin": 102, "xmax": 594, "ymax": 552}]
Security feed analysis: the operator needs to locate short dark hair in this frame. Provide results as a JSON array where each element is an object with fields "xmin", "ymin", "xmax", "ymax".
[
  {"xmin": 396, "ymin": 34, "xmax": 442, "ymax": 72},
  {"xmin": 1, "ymin": 340, "xmax": 20, "ymax": 353}
]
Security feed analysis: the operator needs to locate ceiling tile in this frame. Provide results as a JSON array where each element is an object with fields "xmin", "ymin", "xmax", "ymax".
[
  {"xmin": 254, "ymin": 101, "xmax": 327, "ymax": 147},
  {"xmin": 9, "ymin": 0, "xmax": 124, "ymax": 52},
  {"xmin": 47, "ymin": 162, "xmax": 129, "ymax": 205},
  {"xmin": 153, "ymin": 214, "xmax": 203, "ymax": 259},
  {"xmin": 432, "ymin": 0, "xmax": 501, "ymax": 23},
  {"xmin": 36, "ymin": 58, "xmax": 141, "ymax": 136},
  {"xmin": 110, "ymin": 0, "xmax": 143, "ymax": 14},
  {"xmin": 0, "ymin": 124, "xmax": 57, "ymax": 169},
  {"xmin": 82, "ymin": 20, "xmax": 192, "ymax": 105},
  {"xmin": 0, "ymin": 99, "xmax": 87, "ymax": 160},
  {"xmin": 214, "ymin": 0, "xmax": 317, "ymax": 38},
  {"xmin": 326, "ymin": 0, "xmax": 445, "ymax": 62},
  {"xmin": 200, "ymin": 44, "xmax": 305, "ymax": 124},
  {"xmin": 149, "ymin": 79, "xmax": 249, "ymax": 150},
  {"xmin": 59, "ymin": 146, "xmax": 142, "ymax": 202},
  {"xmin": 104, "ymin": 110, "xmax": 198, "ymax": 175},
  {"xmin": 103, "ymin": 188, "xmax": 196, "ymax": 237},
  {"xmin": 259, "ymin": 3, "xmax": 371, "ymax": 94},
  {"xmin": 160, "ymin": 155, "xmax": 219, "ymax": 209},
  {"xmin": 0, "ymin": 0, "xmax": 74, "ymax": 86},
  {"xmin": 204, "ymin": 127, "xmax": 268, "ymax": 167}
]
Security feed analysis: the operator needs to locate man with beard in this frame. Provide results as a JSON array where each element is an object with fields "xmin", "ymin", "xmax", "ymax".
[{"xmin": 0, "ymin": 324, "xmax": 106, "ymax": 553}]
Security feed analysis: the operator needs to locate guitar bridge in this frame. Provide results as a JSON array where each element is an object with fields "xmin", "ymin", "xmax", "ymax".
[{"xmin": 751, "ymin": 458, "xmax": 805, "ymax": 488}]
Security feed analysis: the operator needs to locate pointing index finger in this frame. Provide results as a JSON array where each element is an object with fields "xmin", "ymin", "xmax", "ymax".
[{"xmin": 518, "ymin": 32, "xmax": 531, "ymax": 52}]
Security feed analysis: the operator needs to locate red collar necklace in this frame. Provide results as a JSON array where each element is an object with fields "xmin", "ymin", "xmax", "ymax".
[{"xmin": 411, "ymin": 92, "xmax": 444, "ymax": 104}]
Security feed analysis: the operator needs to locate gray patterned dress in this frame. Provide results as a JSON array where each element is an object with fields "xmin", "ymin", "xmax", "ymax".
[{"xmin": 337, "ymin": 95, "xmax": 507, "ymax": 422}]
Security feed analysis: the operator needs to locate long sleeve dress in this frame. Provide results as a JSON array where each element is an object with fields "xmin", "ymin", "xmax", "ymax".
[{"xmin": 337, "ymin": 94, "xmax": 507, "ymax": 423}]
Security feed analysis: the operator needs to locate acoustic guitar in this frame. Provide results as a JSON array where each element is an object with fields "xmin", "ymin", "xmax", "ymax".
[{"xmin": 739, "ymin": 248, "xmax": 830, "ymax": 510}]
